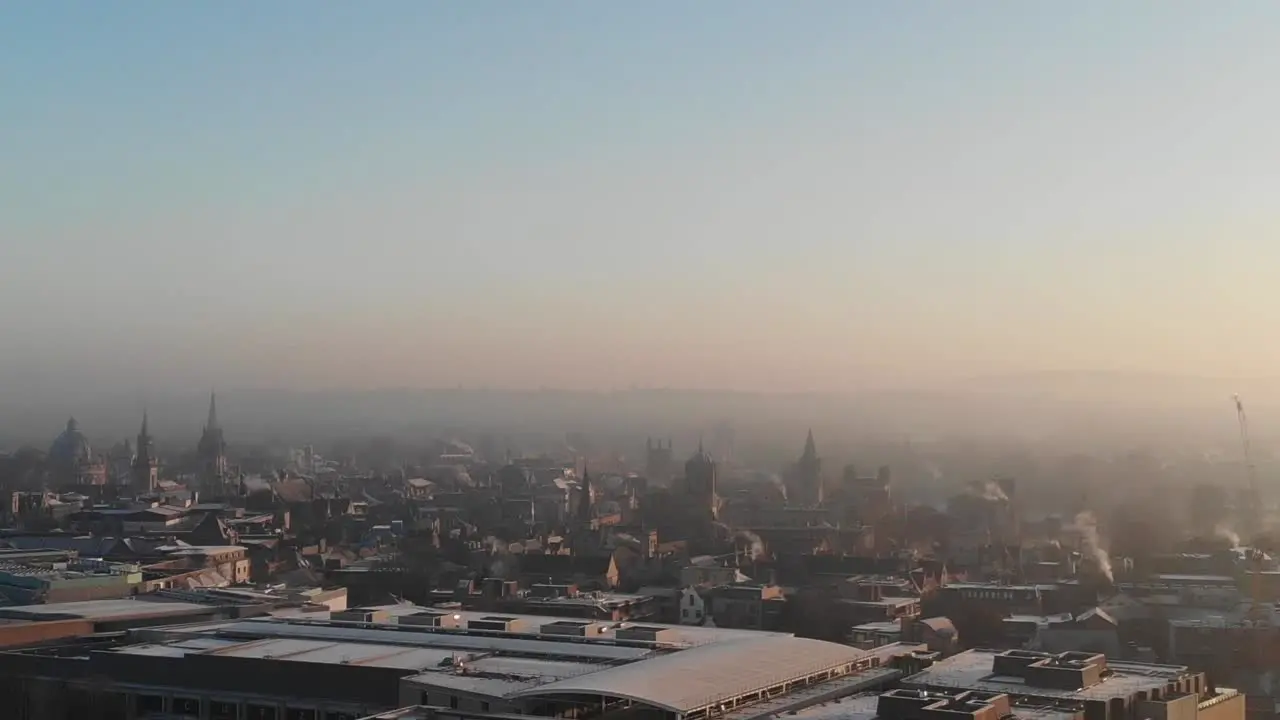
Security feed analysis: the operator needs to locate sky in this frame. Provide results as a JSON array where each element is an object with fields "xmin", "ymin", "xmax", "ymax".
[{"xmin": 4, "ymin": 1, "xmax": 1280, "ymax": 395}]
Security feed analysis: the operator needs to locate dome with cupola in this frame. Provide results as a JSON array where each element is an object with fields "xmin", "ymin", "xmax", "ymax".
[{"xmin": 49, "ymin": 417, "xmax": 93, "ymax": 465}]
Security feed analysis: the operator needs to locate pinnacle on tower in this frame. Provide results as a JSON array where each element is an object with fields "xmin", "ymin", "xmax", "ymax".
[
  {"xmin": 578, "ymin": 462, "xmax": 593, "ymax": 523},
  {"xmin": 206, "ymin": 392, "xmax": 219, "ymax": 430},
  {"xmin": 802, "ymin": 428, "xmax": 817, "ymax": 460}
]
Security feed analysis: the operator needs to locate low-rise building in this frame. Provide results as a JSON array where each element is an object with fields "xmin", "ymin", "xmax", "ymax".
[
  {"xmin": 902, "ymin": 649, "xmax": 1242, "ymax": 720},
  {"xmin": 0, "ymin": 557, "xmax": 142, "ymax": 604},
  {"xmin": 0, "ymin": 605, "xmax": 910, "ymax": 720}
]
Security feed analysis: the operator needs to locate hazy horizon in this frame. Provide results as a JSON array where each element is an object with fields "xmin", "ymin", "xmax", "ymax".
[{"xmin": 7, "ymin": 2, "xmax": 1280, "ymax": 394}]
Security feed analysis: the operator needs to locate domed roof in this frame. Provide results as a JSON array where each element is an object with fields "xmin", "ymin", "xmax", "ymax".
[
  {"xmin": 50, "ymin": 417, "xmax": 93, "ymax": 464},
  {"xmin": 686, "ymin": 441, "xmax": 715, "ymax": 470}
]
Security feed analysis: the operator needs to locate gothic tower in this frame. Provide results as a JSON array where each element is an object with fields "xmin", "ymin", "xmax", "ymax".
[
  {"xmin": 197, "ymin": 393, "xmax": 228, "ymax": 489},
  {"xmin": 133, "ymin": 412, "xmax": 159, "ymax": 494},
  {"xmin": 791, "ymin": 429, "xmax": 822, "ymax": 506},
  {"xmin": 684, "ymin": 440, "xmax": 718, "ymax": 518},
  {"xmin": 645, "ymin": 437, "xmax": 674, "ymax": 485}
]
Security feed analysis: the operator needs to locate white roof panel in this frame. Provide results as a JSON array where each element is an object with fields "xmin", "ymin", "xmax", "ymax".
[{"xmin": 510, "ymin": 636, "xmax": 868, "ymax": 713}]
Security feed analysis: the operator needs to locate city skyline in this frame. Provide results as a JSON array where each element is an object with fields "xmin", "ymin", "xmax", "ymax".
[{"xmin": 7, "ymin": 2, "xmax": 1280, "ymax": 393}]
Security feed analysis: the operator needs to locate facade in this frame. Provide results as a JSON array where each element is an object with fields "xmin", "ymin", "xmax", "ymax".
[
  {"xmin": 0, "ymin": 559, "xmax": 142, "ymax": 604},
  {"xmin": 678, "ymin": 587, "xmax": 706, "ymax": 625},
  {"xmin": 708, "ymin": 583, "xmax": 785, "ymax": 630}
]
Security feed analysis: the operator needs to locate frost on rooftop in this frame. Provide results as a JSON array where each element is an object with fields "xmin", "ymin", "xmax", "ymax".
[{"xmin": 101, "ymin": 606, "xmax": 900, "ymax": 719}]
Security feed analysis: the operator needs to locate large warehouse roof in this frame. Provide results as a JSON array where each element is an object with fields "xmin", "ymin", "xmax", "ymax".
[{"xmin": 510, "ymin": 635, "xmax": 869, "ymax": 714}]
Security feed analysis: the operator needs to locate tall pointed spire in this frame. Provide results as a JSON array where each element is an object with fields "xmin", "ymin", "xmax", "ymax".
[
  {"xmin": 578, "ymin": 462, "xmax": 594, "ymax": 525},
  {"xmin": 794, "ymin": 429, "xmax": 822, "ymax": 507},
  {"xmin": 206, "ymin": 392, "xmax": 219, "ymax": 430},
  {"xmin": 140, "ymin": 411, "xmax": 150, "ymax": 439}
]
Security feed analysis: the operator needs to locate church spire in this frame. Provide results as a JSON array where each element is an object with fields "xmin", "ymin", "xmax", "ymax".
[
  {"xmin": 140, "ymin": 411, "xmax": 150, "ymax": 440},
  {"xmin": 802, "ymin": 429, "xmax": 817, "ymax": 461},
  {"xmin": 578, "ymin": 462, "xmax": 593, "ymax": 524}
]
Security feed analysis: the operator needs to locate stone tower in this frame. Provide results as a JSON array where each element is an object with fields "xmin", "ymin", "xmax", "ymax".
[
  {"xmin": 684, "ymin": 441, "xmax": 718, "ymax": 518},
  {"xmin": 133, "ymin": 412, "xmax": 159, "ymax": 494},
  {"xmin": 197, "ymin": 393, "xmax": 228, "ymax": 490}
]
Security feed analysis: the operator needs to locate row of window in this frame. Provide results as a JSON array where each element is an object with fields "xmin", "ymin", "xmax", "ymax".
[{"xmin": 134, "ymin": 693, "xmax": 360, "ymax": 720}]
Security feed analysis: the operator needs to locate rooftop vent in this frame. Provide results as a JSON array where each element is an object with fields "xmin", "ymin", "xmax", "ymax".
[
  {"xmin": 399, "ymin": 610, "xmax": 463, "ymax": 629},
  {"xmin": 539, "ymin": 620, "xmax": 603, "ymax": 637},
  {"xmin": 330, "ymin": 609, "xmax": 390, "ymax": 625},
  {"xmin": 614, "ymin": 625, "xmax": 680, "ymax": 643},
  {"xmin": 467, "ymin": 615, "xmax": 528, "ymax": 633}
]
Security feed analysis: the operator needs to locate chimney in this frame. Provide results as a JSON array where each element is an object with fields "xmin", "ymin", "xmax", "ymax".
[{"xmin": 900, "ymin": 615, "xmax": 916, "ymax": 642}]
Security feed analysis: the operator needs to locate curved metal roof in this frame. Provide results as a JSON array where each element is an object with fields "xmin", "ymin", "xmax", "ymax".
[{"xmin": 510, "ymin": 635, "xmax": 868, "ymax": 713}]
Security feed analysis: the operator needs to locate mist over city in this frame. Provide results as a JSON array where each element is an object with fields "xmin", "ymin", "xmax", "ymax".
[{"xmin": 6, "ymin": 3, "xmax": 1280, "ymax": 720}]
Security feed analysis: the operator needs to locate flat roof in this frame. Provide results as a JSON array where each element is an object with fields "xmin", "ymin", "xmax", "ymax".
[
  {"xmin": 903, "ymin": 650, "xmax": 1191, "ymax": 701},
  {"xmin": 0, "ymin": 598, "xmax": 218, "ymax": 622},
  {"xmin": 1152, "ymin": 574, "xmax": 1235, "ymax": 583},
  {"xmin": 176, "ymin": 618, "xmax": 655, "ymax": 662},
  {"xmin": 404, "ymin": 656, "xmax": 605, "ymax": 697},
  {"xmin": 771, "ymin": 693, "xmax": 880, "ymax": 720},
  {"xmin": 212, "ymin": 638, "xmax": 459, "ymax": 670},
  {"xmin": 851, "ymin": 622, "xmax": 901, "ymax": 633}
]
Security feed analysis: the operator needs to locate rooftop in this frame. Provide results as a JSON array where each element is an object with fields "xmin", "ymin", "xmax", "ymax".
[
  {"xmin": 99, "ymin": 606, "xmax": 891, "ymax": 716},
  {"xmin": 903, "ymin": 649, "xmax": 1194, "ymax": 702},
  {"xmin": 0, "ymin": 598, "xmax": 221, "ymax": 622},
  {"xmin": 508, "ymin": 634, "xmax": 869, "ymax": 714}
]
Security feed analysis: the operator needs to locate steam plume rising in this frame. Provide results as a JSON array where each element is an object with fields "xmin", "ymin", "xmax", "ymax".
[
  {"xmin": 736, "ymin": 530, "xmax": 766, "ymax": 561},
  {"xmin": 968, "ymin": 480, "xmax": 1009, "ymax": 503},
  {"xmin": 772, "ymin": 475, "xmax": 788, "ymax": 503},
  {"xmin": 982, "ymin": 481, "xmax": 1009, "ymax": 503},
  {"xmin": 484, "ymin": 535, "xmax": 509, "ymax": 578},
  {"xmin": 1072, "ymin": 511, "xmax": 1113, "ymax": 583},
  {"xmin": 1214, "ymin": 524, "xmax": 1242, "ymax": 548}
]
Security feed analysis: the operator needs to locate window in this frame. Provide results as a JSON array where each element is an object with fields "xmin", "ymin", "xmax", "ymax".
[
  {"xmin": 450, "ymin": 696, "xmax": 459, "ymax": 710},
  {"xmin": 482, "ymin": 702, "xmax": 491, "ymax": 713}
]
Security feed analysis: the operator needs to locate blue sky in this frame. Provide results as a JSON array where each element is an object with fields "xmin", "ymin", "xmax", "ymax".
[{"xmin": 4, "ymin": 2, "xmax": 1280, "ymax": 393}]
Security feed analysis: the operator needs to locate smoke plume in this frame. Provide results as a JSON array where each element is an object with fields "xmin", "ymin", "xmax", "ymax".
[{"xmin": 1072, "ymin": 511, "xmax": 1113, "ymax": 583}]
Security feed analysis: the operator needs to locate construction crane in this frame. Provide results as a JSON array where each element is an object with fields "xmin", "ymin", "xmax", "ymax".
[
  {"xmin": 1236, "ymin": 395, "xmax": 1269, "ymax": 620},
  {"xmin": 1235, "ymin": 394, "xmax": 1257, "ymax": 503}
]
